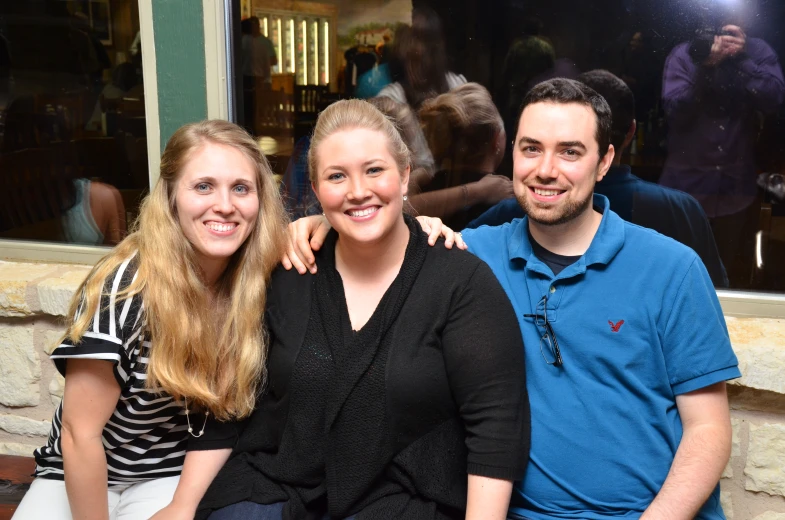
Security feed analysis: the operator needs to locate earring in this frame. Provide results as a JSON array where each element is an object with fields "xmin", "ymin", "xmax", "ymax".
[{"xmin": 403, "ymin": 195, "xmax": 408, "ymax": 201}]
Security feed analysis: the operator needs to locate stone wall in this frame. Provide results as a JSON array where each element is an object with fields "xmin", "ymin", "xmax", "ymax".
[{"xmin": 1, "ymin": 259, "xmax": 785, "ymax": 519}]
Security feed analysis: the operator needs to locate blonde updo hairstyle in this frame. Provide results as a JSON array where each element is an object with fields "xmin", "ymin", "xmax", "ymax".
[
  {"xmin": 307, "ymin": 99, "xmax": 411, "ymax": 184},
  {"xmin": 418, "ymin": 82, "xmax": 504, "ymax": 172},
  {"xmin": 63, "ymin": 120, "xmax": 289, "ymax": 420}
]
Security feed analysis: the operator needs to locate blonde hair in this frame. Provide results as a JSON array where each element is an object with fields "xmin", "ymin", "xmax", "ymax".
[
  {"xmin": 368, "ymin": 96, "xmax": 434, "ymax": 183},
  {"xmin": 63, "ymin": 120, "xmax": 289, "ymax": 420},
  {"xmin": 418, "ymin": 82, "xmax": 504, "ymax": 171},
  {"xmin": 307, "ymin": 99, "xmax": 411, "ymax": 184}
]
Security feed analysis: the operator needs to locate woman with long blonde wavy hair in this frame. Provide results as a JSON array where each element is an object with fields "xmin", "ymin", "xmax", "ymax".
[{"xmin": 14, "ymin": 119, "xmax": 288, "ymax": 520}]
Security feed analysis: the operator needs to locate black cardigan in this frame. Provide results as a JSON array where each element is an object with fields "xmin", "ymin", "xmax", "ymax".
[{"xmin": 197, "ymin": 223, "xmax": 529, "ymax": 519}]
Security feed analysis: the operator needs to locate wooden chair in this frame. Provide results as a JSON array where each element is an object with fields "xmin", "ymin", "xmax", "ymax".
[{"xmin": 0, "ymin": 454, "xmax": 36, "ymax": 520}]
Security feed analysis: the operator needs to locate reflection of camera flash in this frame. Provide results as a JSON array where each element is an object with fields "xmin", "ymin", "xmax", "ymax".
[{"xmin": 755, "ymin": 231, "xmax": 763, "ymax": 269}]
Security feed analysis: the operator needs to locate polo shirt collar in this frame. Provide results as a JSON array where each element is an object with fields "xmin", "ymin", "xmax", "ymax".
[{"xmin": 507, "ymin": 194, "xmax": 625, "ymax": 276}]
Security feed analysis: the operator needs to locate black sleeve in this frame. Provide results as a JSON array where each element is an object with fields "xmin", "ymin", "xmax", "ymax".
[
  {"xmin": 187, "ymin": 414, "xmax": 250, "ymax": 451},
  {"xmin": 441, "ymin": 261, "xmax": 530, "ymax": 480}
]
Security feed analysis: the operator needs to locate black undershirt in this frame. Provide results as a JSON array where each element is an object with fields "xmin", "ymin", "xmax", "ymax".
[
  {"xmin": 527, "ymin": 205, "xmax": 604, "ymax": 275},
  {"xmin": 528, "ymin": 231, "xmax": 580, "ymax": 275}
]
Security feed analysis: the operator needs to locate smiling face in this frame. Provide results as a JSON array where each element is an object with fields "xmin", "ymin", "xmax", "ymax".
[
  {"xmin": 512, "ymin": 101, "xmax": 613, "ymax": 227},
  {"xmin": 174, "ymin": 142, "xmax": 260, "ymax": 281},
  {"xmin": 312, "ymin": 127, "xmax": 409, "ymax": 247}
]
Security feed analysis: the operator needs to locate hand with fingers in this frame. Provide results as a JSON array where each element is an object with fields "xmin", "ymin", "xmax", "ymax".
[
  {"xmin": 281, "ymin": 215, "xmax": 331, "ymax": 274},
  {"xmin": 415, "ymin": 216, "xmax": 467, "ymax": 250},
  {"xmin": 705, "ymin": 25, "xmax": 746, "ymax": 66},
  {"xmin": 473, "ymin": 175, "xmax": 515, "ymax": 206}
]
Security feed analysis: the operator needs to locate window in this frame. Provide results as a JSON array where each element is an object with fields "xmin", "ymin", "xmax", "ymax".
[
  {"xmin": 239, "ymin": 0, "xmax": 785, "ymax": 296},
  {"xmin": 0, "ymin": 1, "xmax": 148, "ymax": 252}
]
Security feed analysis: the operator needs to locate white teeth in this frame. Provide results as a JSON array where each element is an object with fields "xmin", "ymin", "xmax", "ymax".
[
  {"xmin": 348, "ymin": 207, "xmax": 378, "ymax": 217},
  {"xmin": 206, "ymin": 222, "xmax": 237, "ymax": 232},
  {"xmin": 534, "ymin": 188, "xmax": 561, "ymax": 197}
]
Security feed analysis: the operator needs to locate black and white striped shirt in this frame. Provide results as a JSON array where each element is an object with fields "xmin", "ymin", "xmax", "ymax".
[{"xmin": 34, "ymin": 256, "xmax": 191, "ymax": 485}]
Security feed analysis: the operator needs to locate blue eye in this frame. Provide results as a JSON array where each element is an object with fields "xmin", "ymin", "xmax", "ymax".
[
  {"xmin": 367, "ymin": 167, "xmax": 383, "ymax": 175},
  {"xmin": 327, "ymin": 172, "xmax": 345, "ymax": 181},
  {"xmin": 195, "ymin": 182, "xmax": 211, "ymax": 192},
  {"xmin": 233, "ymin": 184, "xmax": 250, "ymax": 194}
]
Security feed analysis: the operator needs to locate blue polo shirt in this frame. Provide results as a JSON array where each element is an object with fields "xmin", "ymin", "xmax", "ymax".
[{"xmin": 462, "ymin": 195, "xmax": 740, "ymax": 520}]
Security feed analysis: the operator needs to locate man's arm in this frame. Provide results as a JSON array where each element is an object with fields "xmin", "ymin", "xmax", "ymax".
[
  {"xmin": 640, "ymin": 382, "xmax": 731, "ymax": 520},
  {"xmin": 280, "ymin": 215, "xmax": 466, "ymax": 273},
  {"xmin": 662, "ymin": 45, "xmax": 709, "ymax": 126}
]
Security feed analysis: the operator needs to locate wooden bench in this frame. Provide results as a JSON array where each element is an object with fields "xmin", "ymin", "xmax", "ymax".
[{"xmin": 0, "ymin": 455, "xmax": 35, "ymax": 520}]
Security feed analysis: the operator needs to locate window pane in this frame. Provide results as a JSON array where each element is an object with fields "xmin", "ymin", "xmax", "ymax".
[
  {"xmin": 0, "ymin": 1, "xmax": 148, "ymax": 247},
  {"xmin": 239, "ymin": 0, "xmax": 785, "ymax": 293}
]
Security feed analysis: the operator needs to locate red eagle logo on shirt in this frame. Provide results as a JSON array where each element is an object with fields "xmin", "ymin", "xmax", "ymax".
[{"xmin": 608, "ymin": 320, "xmax": 624, "ymax": 332}]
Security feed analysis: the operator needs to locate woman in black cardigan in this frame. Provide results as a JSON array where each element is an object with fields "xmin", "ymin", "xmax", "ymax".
[{"xmin": 173, "ymin": 99, "xmax": 529, "ymax": 520}]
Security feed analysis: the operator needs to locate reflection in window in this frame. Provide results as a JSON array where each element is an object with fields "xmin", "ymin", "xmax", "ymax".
[
  {"xmin": 0, "ymin": 1, "xmax": 148, "ymax": 247},
  {"xmin": 241, "ymin": 0, "xmax": 785, "ymax": 292}
]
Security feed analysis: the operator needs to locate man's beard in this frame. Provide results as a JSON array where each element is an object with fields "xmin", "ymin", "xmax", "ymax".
[{"xmin": 516, "ymin": 184, "xmax": 594, "ymax": 226}]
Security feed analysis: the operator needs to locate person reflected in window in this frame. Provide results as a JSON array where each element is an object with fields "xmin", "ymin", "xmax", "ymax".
[
  {"xmin": 619, "ymin": 31, "xmax": 662, "ymax": 124},
  {"xmin": 469, "ymin": 70, "xmax": 729, "ymax": 287},
  {"xmin": 61, "ymin": 176, "xmax": 127, "ymax": 246},
  {"xmin": 240, "ymin": 17, "xmax": 275, "ymax": 135},
  {"xmin": 181, "ymin": 100, "xmax": 530, "ymax": 520},
  {"xmin": 660, "ymin": 14, "xmax": 785, "ymax": 286},
  {"xmin": 415, "ymin": 83, "xmax": 513, "ymax": 229},
  {"xmin": 378, "ymin": 7, "xmax": 466, "ymax": 110}
]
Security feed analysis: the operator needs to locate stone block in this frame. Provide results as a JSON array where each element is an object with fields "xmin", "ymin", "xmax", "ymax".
[
  {"xmin": 731, "ymin": 417, "xmax": 741, "ymax": 457},
  {"xmin": 43, "ymin": 329, "xmax": 66, "ymax": 356},
  {"xmin": 0, "ymin": 262, "xmax": 59, "ymax": 317},
  {"xmin": 0, "ymin": 325, "xmax": 40, "ymax": 406},
  {"xmin": 49, "ymin": 373, "xmax": 65, "ymax": 407},
  {"xmin": 720, "ymin": 489, "xmax": 733, "ymax": 520},
  {"xmin": 723, "ymin": 418, "xmax": 742, "ymax": 479},
  {"xmin": 0, "ymin": 442, "xmax": 37, "ymax": 457},
  {"xmin": 37, "ymin": 268, "xmax": 90, "ymax": 317},
  {"xmin": 745, "ymin": 422, "xmax": 785, "ymax": 497},
  {"xmin": 0, "ymin": 414, "xmax": 50, "ymax": 437},
  {"xmin": 727, "ymin": 318, "xmax": 785, "ymax": 396},
  {"xmin": 752, "ymin": 513, "xmax": 785, "ymax": 520}
]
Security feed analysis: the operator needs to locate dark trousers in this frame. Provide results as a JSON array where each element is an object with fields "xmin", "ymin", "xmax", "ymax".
[{"xmin": 208, "ymin": 501, "xmax": 356, "ymax": 520}]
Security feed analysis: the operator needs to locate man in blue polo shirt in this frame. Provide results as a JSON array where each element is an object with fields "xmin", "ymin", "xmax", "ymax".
[
  {"xmin": 460, "ymin": 78, "xmax": 739, "ymax": 520},
  {"xmin": 284, "ymin": 78, "xmax": 740, "ymax": 519}
]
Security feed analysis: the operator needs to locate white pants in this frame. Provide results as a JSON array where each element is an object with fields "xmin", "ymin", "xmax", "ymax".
[{"xmin": 12, "ymin": 476, "xmax": 180, "ymax": 520}]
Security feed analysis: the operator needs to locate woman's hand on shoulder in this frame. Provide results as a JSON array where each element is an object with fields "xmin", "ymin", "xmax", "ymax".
[
  {"xmin": 416, "ymin": 216, "xmax": 467, "ymax": 250},
  {"xmin": 281, "ymin": 215, "xmax": 332, "ymax": 274}
]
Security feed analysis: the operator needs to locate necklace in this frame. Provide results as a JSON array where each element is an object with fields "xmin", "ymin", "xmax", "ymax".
[{"xmin": 184, "ymin": 398, "xmax": 209, "ymax": 438}]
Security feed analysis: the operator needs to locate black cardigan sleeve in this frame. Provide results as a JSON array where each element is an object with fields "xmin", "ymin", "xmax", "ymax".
[{"xmin": 441, "ymin": 261, "xmax": 530, "ymax": 480}]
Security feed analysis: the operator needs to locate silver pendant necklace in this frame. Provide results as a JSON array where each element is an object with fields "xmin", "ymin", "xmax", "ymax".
[{"xmin": 184, "ymin": 398, "xmax": 209, "ymax": 438}]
